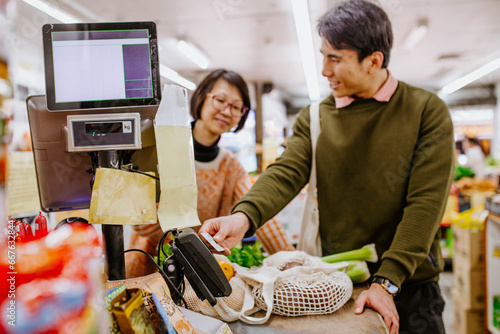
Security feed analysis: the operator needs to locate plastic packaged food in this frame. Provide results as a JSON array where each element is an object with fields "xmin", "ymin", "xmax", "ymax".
[{"xmin": 0, "ymin": 222, "xmax": 103, "ymax": 333}]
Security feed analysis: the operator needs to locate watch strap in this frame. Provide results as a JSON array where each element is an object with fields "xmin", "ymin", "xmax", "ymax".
[{"xmin": 372, "ymin": 276, "xmax": 399, "ymax": 296}]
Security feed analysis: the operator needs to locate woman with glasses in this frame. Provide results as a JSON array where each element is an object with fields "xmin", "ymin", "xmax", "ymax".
[{"xmin": 126, "ymin": 69, "xmax": 293, "ymax": 278}]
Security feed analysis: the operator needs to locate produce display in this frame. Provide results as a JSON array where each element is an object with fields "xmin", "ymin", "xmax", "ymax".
[
  {"xmin": 455, "ymin": 175, "xmax": 497, "ymax": 195},
  {"xmin": 454, "ymin": 165, "xmax": 475, "ymax": 181}
]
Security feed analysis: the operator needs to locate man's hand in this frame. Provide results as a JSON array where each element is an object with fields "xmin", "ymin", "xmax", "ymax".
[
  {"xmin": 354, "ymin": 283, "xmax": 399, "ymax": 334},
  {"xmin": 199, "ymin": 212, "xmax": 250, "ymax": 255}
]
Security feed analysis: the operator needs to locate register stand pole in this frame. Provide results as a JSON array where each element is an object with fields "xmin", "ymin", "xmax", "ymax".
[{"xmin": 98, "ymin": 149, "xmax": 126, "ymax": 280}]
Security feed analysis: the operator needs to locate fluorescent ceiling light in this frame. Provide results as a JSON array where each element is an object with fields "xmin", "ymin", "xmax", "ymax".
[
  {"xmin": 22, "ymin": 0, "xmax": 81, "ymax": 23},
  {"xmin": 160, "ymin": 64, "xmax": 196, "ymax": 91},
  {"xmin": 177, "ymin": 40, "xmax": 210, "ymax": 70},
  {"xmin": 402, "ymin": 19, "xmax": 428, "ymax": 52},
  {"xmin": 291, "ymin": 0, "xmax": 320, "ymax": 101},
  {"xmin": 439, "ymin": 56, "xmax": 500, "ymax": 96}
]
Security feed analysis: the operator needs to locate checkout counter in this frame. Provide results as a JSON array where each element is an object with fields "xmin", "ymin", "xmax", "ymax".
[{"xmin": 230, "ymin": 285, "xmax": 388, "ymax": 333}]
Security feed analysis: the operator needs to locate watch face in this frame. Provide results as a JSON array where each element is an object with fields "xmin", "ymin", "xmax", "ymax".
[
  {"xmin": 374, "ymin": 277, "xmax": 399, "ymax": 295},
  {"xmin": 387, "ymin": 284, "xmax": 399, "ymax": 295}
]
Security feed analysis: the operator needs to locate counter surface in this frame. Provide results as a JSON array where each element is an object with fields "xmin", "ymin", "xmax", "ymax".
[{"xmin": 228, "ymin": 284, "xmax": 388, "ymax": 333}]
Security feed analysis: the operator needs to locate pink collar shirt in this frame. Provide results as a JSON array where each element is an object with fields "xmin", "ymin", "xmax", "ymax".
[{"xmin": 334, "ymin": 71, "xmax": 398, "ymax": 108}]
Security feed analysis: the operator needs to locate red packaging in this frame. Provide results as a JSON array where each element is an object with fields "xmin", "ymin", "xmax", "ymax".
[
  {"xmin": 23, "ymin": 222, "xmax": 33, "ymax": 242},
  {"xmin": 34, "ymin": 212, "xmax": 48, "ymax": 238},
  {"xmin": 15, "ymin": 220, "xmax": 27, "ymax": 242},
  {"xmin": 0, "ymin": 222, "xmax": 103, "ymax": 333}
]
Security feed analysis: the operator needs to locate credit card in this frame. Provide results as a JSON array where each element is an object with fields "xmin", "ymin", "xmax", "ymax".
[{"xmin": 200, "ymin": 232, "xmax": 225, "ymax": 252}]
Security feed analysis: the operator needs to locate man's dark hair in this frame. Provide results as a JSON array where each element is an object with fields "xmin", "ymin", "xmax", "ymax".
[
  {"xmin": 318, "ymin": 0, "xmax": 393, "ymax": 68},
  {"xmin": 190, "ymin": 69, "xmax": 251, "ymax": 132}
]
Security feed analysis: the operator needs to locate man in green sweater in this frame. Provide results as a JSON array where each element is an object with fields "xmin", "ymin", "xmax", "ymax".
[{"xmin": 200, "ymin": 1, "xmax": 454, "ymax": 333}]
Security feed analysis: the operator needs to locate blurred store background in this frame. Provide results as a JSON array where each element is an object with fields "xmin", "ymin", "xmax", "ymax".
[{"xmin": 3, "ymin": 1, "xmax": 500, "ymax": 333}]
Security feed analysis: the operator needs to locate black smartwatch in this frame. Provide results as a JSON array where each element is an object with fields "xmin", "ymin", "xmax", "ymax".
[{"xmin": 372, "ymin": 277, "xmax": 399, "ymax": 296}]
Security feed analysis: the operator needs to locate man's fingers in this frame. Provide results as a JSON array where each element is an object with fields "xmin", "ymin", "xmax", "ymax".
[
  {"xmin": 388, "ymin": 314, "xmax": 399, "ymax": 334},
  {"xmin": 384, "ymin": 315, "xmax": 393, "ymax": 334},
  {"xmin": 200, "ymin": 218, "xmax": 223, "ymax": 238},
  {"xmin": 379, "ymin": 308, "xmax": 398, "ymax": 334},
  {"xmin": 214, "ymin": 233, "xmax": 233, "ymax": 255},
  {"xmin": 390, "ymin": 310, "xmax": 399, "ymax": 334},
  {"xmin": 198, "ymin": 221, "xmax": 212, "ymax": 235},
  {"xmin": 222, "ymin": 246, "xmax": 231, "ymax": 256},
  {"xmin": 378, "ymin": 308, "xmax": 392, "ymax": 333},
  {"xmin": 390, "ymin": 322, "xmax": 399, "ymax": 334},
  {"xmin": 384, "ymin": 298, "xmax": 399, "ymax": 332},
  {"xmin": 212, "ymin": 229, "xmax": 228, "ymax": 244},
  {"xmin": 353, "ymin": 292, "xmax": 367, "ymax": 314},
  {"xmin": 199, "ymin": 213, "xmax": 251, "ymax": 252}
]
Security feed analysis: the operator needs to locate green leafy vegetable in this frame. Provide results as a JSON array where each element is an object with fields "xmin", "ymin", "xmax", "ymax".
[
  {"xmin": 155, "ymin": 240, "xmax": 266, "ymax": 269},
  {"xmin": 454, "ymin": 165, "xmax": 475, "ymax": 181},
  {"xmin": 227, "ymin": 241, "xmax": 266, "ymax": 268}
]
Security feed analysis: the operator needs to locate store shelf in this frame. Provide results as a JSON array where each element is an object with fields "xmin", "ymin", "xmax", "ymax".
[
  {"xmin": 486, "ymin": 196, "xmax": 500, "ymax": 216},
  {"xmin": 485, "ymin": 213, "xmax": 500, "ymax": 334}
]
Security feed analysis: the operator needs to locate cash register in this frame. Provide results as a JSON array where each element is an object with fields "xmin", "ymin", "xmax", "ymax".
[{"xmin": 27, "ymin": 21, "xmax": 231, "ymax": 306}]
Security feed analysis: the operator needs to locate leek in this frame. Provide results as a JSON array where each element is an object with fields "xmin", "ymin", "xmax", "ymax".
[
  {"xmin": 321, "ymin": 243, "xmax": 378, "ymax": 263},
  {"xmin": 346, "ymin": 261, "xmax": 371, "ymax": 283}
]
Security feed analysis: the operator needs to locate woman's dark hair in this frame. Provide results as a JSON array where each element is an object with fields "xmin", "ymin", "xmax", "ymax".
[
  {"xmin": 318, "ymin": 0, "xmax": 393, "ymax": 68},
  {"xmin": 190, "ymin": 69, "xmax": 251, "ymax": 132}
]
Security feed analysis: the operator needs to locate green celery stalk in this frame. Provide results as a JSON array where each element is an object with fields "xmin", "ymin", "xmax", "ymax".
[
  {"xmin": 321, "ymin": 243, "xmax": 378, "ymax": 263},
  {"xmin": 346, "ymin": 260, "xmax": 371, "ymax": 283}
]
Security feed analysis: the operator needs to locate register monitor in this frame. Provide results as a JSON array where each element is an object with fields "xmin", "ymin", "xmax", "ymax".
[{"xmin": 42, "ymin": 21, "xmax": 161, "ymax": 111}]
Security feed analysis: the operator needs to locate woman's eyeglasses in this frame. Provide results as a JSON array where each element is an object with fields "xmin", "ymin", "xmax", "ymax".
[{"xmin": 207, "ymin": 93, "xmax": 249, "ymax": 117}]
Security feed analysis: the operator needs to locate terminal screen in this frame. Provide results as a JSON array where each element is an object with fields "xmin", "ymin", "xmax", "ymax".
[{"xmin": 42, "ymin": 22, "xmax": 161, "ymax": 110}]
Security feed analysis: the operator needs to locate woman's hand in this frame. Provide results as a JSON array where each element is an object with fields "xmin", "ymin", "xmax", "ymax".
[{"xmin": 199, "ymin": 212, "xmax": 250, "ymax": 255}]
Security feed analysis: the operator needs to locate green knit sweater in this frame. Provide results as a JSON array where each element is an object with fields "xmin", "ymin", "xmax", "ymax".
[{"xmin": 233, "ymin": 81, "xmax": 455, "ymax": 289}]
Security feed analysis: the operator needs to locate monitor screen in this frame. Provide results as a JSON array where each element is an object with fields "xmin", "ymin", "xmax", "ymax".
[{"xmin": 42, "ymin": 22, "xmax": 161, "ymax": 111}]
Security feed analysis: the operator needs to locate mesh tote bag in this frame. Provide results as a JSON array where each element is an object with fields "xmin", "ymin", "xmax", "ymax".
[
  {"xmin": 183, "ymin": 251, "xmax": 353, "ymax": 325},
  {"xmin": 237, "ymin": 251, "xmax": 352, "ymax": 324}
]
